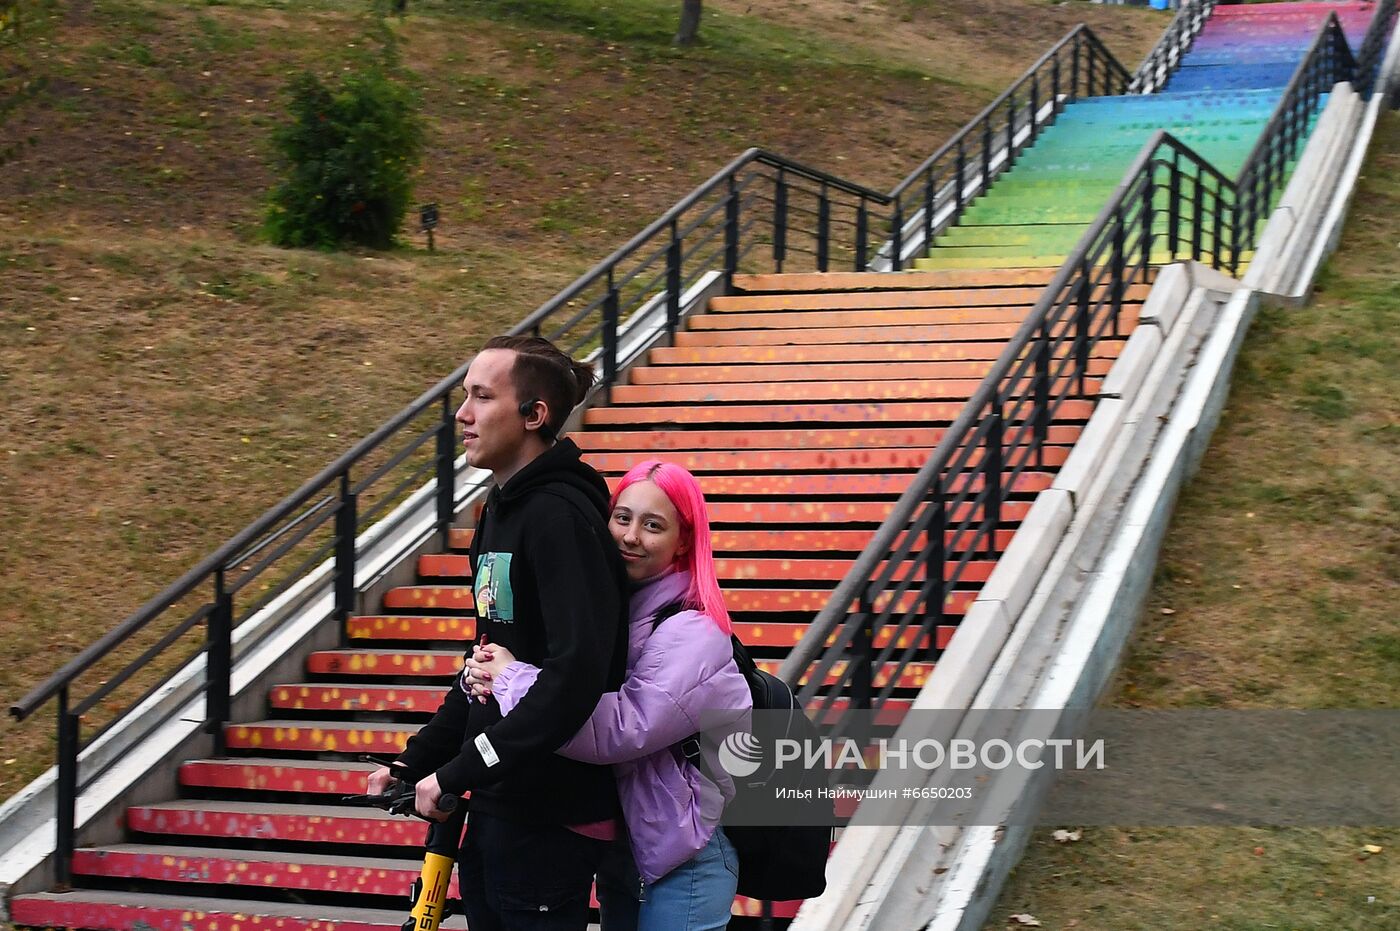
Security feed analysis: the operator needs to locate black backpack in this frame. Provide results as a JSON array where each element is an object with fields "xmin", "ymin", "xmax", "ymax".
[{"xmin": 654, "ymin": 603, "xmax": 831, "ymax": 902}]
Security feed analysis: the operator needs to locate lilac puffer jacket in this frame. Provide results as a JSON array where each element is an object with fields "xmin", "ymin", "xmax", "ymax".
[{"xmin": 491, "ymin": 569, "xmax": 752, "ymax": 883}]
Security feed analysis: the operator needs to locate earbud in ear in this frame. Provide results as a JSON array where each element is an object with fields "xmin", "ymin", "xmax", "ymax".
[{"xmin": 519, "ymin": 398, "xmax": 539, "ymax": 417}]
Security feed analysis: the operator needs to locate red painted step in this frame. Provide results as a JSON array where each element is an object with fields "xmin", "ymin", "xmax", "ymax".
[
  {"xmin": 584, "ymin": 398, "xmax": 1096, "ymax": 426},
  {"xmin": 571, "ymin": 424, "xmax": 1083, "ymax": 451},
  {"xmin": 647, "ymin": 339, "xmax": 1123, "ymax": 365},
  {"xmin": 125, "ymin": 800, "xmax": 431, "ymax": 847},
  {"xmin": 10, "ymin": 891, "xmax": 468, "ymax": 931},
  {"xmin": 178, "ymin": 759, "xmax": 374, "ymax": 796},
  {"xmin": 72, "ymin": 845, "xmax": 448, "ymax": 898},
  {"xmin": 268, "ymin": 683, "xmax": 447, "ymax": 714},
  {"xmin": 224, "ymin": 721, "xmax": 420, "ymax": 755},
  {"xmin": 450, "ymin": 526, "xmax": 1019, "ymax": 553},
  {"xmin": 346, "ymin": 614, "xmax": 475, "ymax": 640},
  {"xmin": 625, "ymin": 357, "xmax": 1116, "ymax": 385}
]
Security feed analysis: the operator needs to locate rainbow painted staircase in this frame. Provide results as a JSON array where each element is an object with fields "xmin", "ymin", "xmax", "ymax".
[
  {"xmin": 7, "ymin": 2, "xmax": 1394, "ymax": 930},
  {"xmin": 9, "ymin": 269, "xmax": 1146, "ymax": 930},
  {"xmin": 920, "ymin": 1, "xmax": 1376, "ymax": 271}
]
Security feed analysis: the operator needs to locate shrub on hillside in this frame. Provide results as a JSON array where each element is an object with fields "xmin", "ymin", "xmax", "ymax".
[{"xmin": 265, "ymin": 64, "xmax": 423, "ymax": 250}]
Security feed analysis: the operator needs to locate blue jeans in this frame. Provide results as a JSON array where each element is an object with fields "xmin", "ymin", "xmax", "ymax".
[{"xmin": 596, "ymin": 829, "xmax": 739, "ymax": 931}]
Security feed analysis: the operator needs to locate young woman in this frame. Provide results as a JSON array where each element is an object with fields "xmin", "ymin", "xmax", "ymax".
[{"xmin": 463, "ymin": 459, "xmax": 751, "ymax": 931}]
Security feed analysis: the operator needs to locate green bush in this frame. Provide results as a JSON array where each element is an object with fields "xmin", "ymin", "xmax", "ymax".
[{"xmin": 265, "ymin": 63, "xmax": 423, "ymax": 250}]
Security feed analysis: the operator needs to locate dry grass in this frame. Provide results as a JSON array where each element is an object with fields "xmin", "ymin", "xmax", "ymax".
[
  {"xmin": 0, "ymin": 0, "xmax": 1165, "ymax": 797},
  {"xmin": 991, "ymin": 111, "xmax": 1400, "ymax": 930}
]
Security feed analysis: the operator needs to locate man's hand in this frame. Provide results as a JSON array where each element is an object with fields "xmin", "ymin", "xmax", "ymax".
[
  {"xmin": 366, "ymin": 765, "xmax": 395, "ymax": 796},
  {"xmin": 415, "ymin": 773, "xmax": 450, "ymax": 821}
]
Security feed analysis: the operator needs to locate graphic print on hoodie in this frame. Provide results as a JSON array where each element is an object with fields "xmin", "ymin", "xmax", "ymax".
[{"xmin": 474, "ymin": 552, "xmax": 514, "ymax": 623}]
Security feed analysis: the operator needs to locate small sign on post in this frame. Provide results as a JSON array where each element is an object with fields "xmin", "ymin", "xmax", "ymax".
[{"xmin": 419, "ymin": 203, "xmax": 439, "ymax": 252}]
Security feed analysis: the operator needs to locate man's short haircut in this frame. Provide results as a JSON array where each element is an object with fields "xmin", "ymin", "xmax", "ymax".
[{"xmin": 481, "ymin": 335, "xmax": 596, "ymax": 437}]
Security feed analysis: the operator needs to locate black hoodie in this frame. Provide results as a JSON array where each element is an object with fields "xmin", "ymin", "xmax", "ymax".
[{"xmin": 396, "ymin": 438, "xmax": 629, "ymax": 825}]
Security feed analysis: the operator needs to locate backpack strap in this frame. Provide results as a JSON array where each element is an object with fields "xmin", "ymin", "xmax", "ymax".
[{"xmin": 650, "ymin": 599, "xmax": 722, "ymax": 781}]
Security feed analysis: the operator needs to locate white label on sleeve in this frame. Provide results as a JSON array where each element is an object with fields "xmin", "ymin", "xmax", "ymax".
[{"xmin": 474, "ymin": 733, "xmax": 501, "ymax": 768}]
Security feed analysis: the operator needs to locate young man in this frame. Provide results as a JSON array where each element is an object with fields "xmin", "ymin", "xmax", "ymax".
[{"xmin": 368, "ymin": 335, "xmax": 630, "ymax": 930}]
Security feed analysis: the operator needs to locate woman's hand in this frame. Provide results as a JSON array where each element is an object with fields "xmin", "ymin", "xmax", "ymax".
[{"xmin": 463, "ymin": 643, "xmax": 518, "ymax": 702}]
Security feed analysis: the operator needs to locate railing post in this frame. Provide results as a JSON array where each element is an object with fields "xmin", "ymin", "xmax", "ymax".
[
  {"xmin": 666, "ymin": 219, "xmax": 682, "ymax": 335},
  {"xmin": 855, "ymin": 198, "xmax": 869, "ymax": 272},
  {"xmin": 1111, "ymin": 205, "xmax": 1126, "ymax": 337},
  {"xmin": 1168, "ymin": 154, "xmax": 1182, "ymax": 261},
  {"xmin": 1006, "ymin": 92, "xmax": 1016, "ymax": 166},
  {"xmin": 927, "ymin": 483, "xmax": 947, "ymax": 635},
  {"xmin": 208, "ymin": 569, "xmax": 233, "ymax": 756},
  {"xmin": 55, "ymin": 686, "xmax": 78, "ymax": 889},
  {"xmin": 772, "ymin": 167, "xmax": 788, "ymax": 273},
  {"xmin": 983, "ymin": 397, "xmax": 1003, "ymax": 561},
  {"xmin": 955, "ymin": 141, "xmax": 967, "ymax": 213},
  {"xmin": 1191, "ymin": 165, "xmax": 1204, "ymax": 263},
  {"xmin": 1075, "ymin": 264, "xmax": 1091, "ymax": 397},
  {"xmin": 435, "ymin": 394, "xmax": 456, "ymax": 545},
  {"xmin": 1141, "ymin": 160, "xmax": 1155, "ymax": 273},
  {"xmin": 1071, "ymin": 36, "xmax": 1081, "ymax": 100},
  {"xmin": 1213, "ymin": 181, "xmax": 1226, "ymax": 270},
  {"xmin": 853, "ymin": 591, "xmax": 875, "ymax": 712},
  {"xmin": 1052, "ymin": 53, "xmax": 1062, "ymax": 111},
  {"xmin": 334, "ymin": 472, "xmax": 357, "ymax": 624},
  {"xmin": 890, "ymin": 199, "xmax": 904, "ymax": 272},
  {"xmin": 1034, "ymin": 322, "xmax": 1050, "ymax": 469},
  {"xmin": 723, "ymin": 174, "xmax": 740, "ymax": 289},
  {"xmin": 602, "ymin": 270, "xmax": 620, "ymax": 392},
  {"xmin": 922, "ymin": 169, "xmax": 936, "ymax": 252},
  {"xmin": 1030, "ymin": 73, "xmax": 1040, "ymax": 136},
  {"xmin": 1086, "ymin": 41, "xmax": 1097, "ymax": 98},
  {"xmin": 981, "ymin": 119, "xmax": 993, "ymax": 192},
  {"xmin": 816, "ymin": 183, "xmax": 831, "ymax": 273}
]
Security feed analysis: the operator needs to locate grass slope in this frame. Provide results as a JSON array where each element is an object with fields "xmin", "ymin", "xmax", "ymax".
[
  {"xmin": 991, "ymin": 110, "xmax": 1400, "ymax": 930},
  {"xmin": 0, "ymin": 0, "xmax": 1163, "ymax": 797}
]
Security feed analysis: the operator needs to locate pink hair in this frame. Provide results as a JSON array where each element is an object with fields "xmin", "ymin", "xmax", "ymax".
[{"xmin": 611, "ymin": 460, "xmax": 732, "ymax": 635}]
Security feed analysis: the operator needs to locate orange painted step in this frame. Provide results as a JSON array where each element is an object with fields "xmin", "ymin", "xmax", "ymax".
[
  {"xmin": 419, "ymin": 554, "xmax": 996, "ymax": 586},
  {"xmin": 672, "ymin": 321, "xmax": 1028, "ymax": 347},
  {"xmin": 648, "ymin": 340, "xmax": 1125, "ymax": 365},
  {"xmin": 779, "ymin": 659, "xmax": 937, "ymax": 691},
  {"xmin": 708, "ymin": 287, "xmax": 1054, "ymax": 312},
  {"xmin": 269, "ymin": 683, "xmax": 447, "ymax": 713},
  {"xmin": 126, "ymin": 800, "xmax": 431, "ymax": 847},
  {"xmin": 731, "ymin": 268, "xmax": 1057, "ymax": 291},
  {"xmin": 178, "ymin": 758, "xmax": 375, "ymax": 796},
  {"xmin": 572, "ymin": 425, "xmax": 1084, "ymax": 451},
  {"xmin": 306, "ymin": 649, "xmax": 462, "ymax": 677},
  {"xmin": 691, "ymin": 304, "xmax": 1030, "ymax": 328},
  {"xmin": 346, "ymin": 614, "xmax": 475, "ymax": 640},
  {"xmin": 585, "ymin": 399, "xmax": 1095, "ymax": 426},
  {"xmin": 608, "ymin": 378, "xmax": 993, "ymax": 404},
  {"xmin": 585, "ymin": 449, "xmax": 938, "ymax": 475},
  {"xmin": 225, "ymin": 721, "xmax": 419, "ymax": 755},
  {"xmin": 626, "ymin": 357, "xmax": 1116, "ymax": 385},
  {"xmin": 382, "ymin": 586, "xmax": 475, "ymax": 612},
  {"xmin": 449, "ymin": 527, "xmax": 1018, "ymax": 554}
]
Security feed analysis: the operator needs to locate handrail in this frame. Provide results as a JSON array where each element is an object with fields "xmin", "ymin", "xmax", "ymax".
[
  {"xmin": 1233, "ymin": 12, "xmax": 1359, "ymax": 263},
  {"xmin": 1355, "ymin": 0, "xmax": 1398, "ymax": 96},
  {"xmin": 781, "ymin": 131, "xmax": 1239, "ymax": 693},
  {"xmin": 783, "ymin": 4, "xmax": 1374, "ymax": 731},
  {"xmin": 4, "ymin": 1, "xmax": 1223, "ymax": 887},
  {"xmin": 884, "ymin": 25, "xmax": 1133, "ymax": 268},
  {"xmin": 1128, "ymin": 0, "xmax": 1217, "ymax": 95}
]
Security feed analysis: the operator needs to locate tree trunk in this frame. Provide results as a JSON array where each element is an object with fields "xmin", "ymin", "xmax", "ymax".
[{"xmin": 675, "ymin": 0, "xmax": 701, "ymax": 47}]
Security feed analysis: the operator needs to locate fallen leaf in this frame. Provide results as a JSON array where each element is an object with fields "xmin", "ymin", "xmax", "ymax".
[
  {"xmin": 1253, "ymin": 846, "xmax": 1265, "ymax": 856},
  {"xmin": 1161, "ymin": 607, "xmax": 1176, "ymax": 615},
  {"xmin": 1009, "ymin": 915, "xmax": 1042, "ymax": 927},
  {"xmin": 1362, "ymin": 844, "xmax": 1383, "ymax": 854},
  {"xmin": 1053, "ymin": 829, "xmax": 1083, "ymax": 843}
]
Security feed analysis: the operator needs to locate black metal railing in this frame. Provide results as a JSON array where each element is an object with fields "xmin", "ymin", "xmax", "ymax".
[
  {"xmin": 0, "ymin": 3, "xmax": 1243, "ymax": 883},
  {"xmin": 1355, "ymin": 0, "xmax": 1397, "ymax": 96},
  {"xmin": 780, "ymin": 132, "xmax": 1237, "ymax": 731},
  {"xmin": 1129, "ymin": 0, "xmax": 1217, "ymax": 95},
  {"xmin": 886, "ymin": 25, "xmax": 1132, "ymax": 268},
  {"xmin": 1233, "ymin": 13, "xmax": 1359, "ymax": 265},
  {"xmin": 9, "ymin": 148, "xmax": 893, "ymax": 888},
  {"xmin": 782, "ymin": 4, "xmax": 1390, "ymax": 741}
]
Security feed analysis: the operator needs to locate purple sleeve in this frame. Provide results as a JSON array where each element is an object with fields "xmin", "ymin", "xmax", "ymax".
[{"xmin": 491, "ymin": 662, "xmax": 540, "ymax": 716}]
